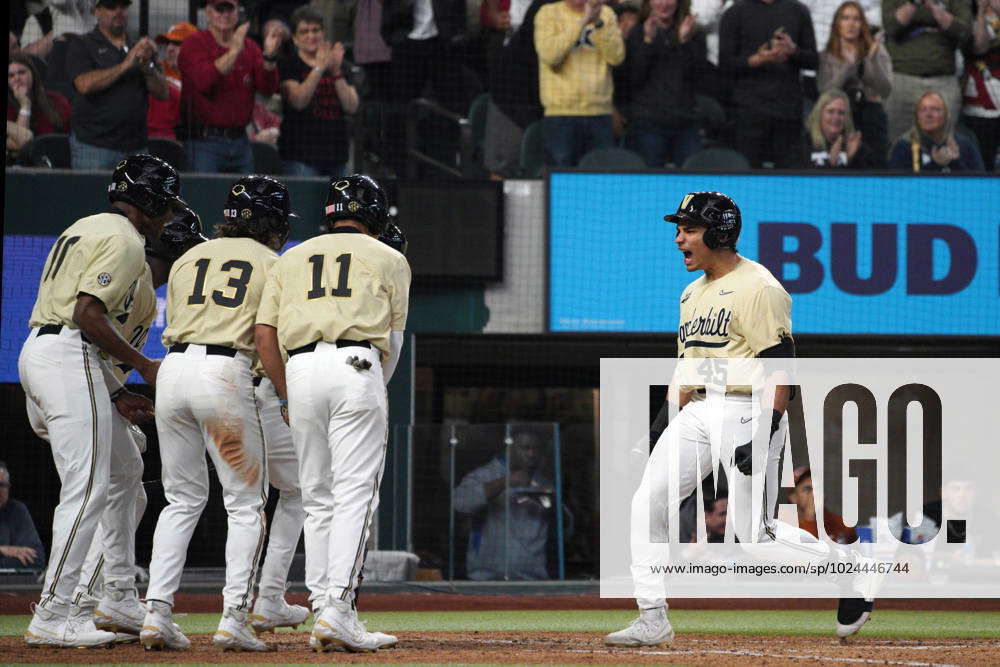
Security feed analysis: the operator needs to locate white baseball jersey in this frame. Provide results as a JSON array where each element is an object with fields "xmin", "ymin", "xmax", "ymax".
[
  {"xmin": 19, "ymin": 212, "xmax": 147, "ymax": 613},
  {"xmin": 147, "ymin": 236, "xmax": 273, "ymax": 612},
  {"xmin": 630, "ymin": 253, "xmax": 829, "ymax": 609},
  {"xmin": 677, "ymin": 257, "xmax": 791, "ymax": 360},
  {"xmin": 257, "ymin": 227, "xmax": 411, "ymax": 607}
]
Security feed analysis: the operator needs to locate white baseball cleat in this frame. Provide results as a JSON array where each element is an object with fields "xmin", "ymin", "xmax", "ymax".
[
  {"xmin": 95, "ymin": 588, "xmax": 147, "ymax": 635},
  {"xmin": 213, "ymin": 607, "xmax": 269, "ymax": 652},
  {"xmin": 24, "ymin": 603, "xmax": 68, "ymax": 647},
  {"xmin": 311, "ymin": 600, "xmax": 381, "ymax": 652},
  {"xmin": 63, "ymin": 605, "xmax": 117, "ymax": 648},
  {"xmin": 372, "ymin": 630, "xmax": 398, "ymax": 648},
  {"xmin": 308, "ymin": 608, "xmax": 397, "ymax": 651},
  {"xmin": 140, "ymin": 601, "xmax": 191, "ymax": 651},
  {"xmin": 604, "ymin": 606, "xmax": 675, "ymax": 647},
  {"xmin": 250, "ymin": 595, "xmax": 310, "ymax": 631}
]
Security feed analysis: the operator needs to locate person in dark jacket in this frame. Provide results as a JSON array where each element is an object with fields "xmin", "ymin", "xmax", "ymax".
[
  {"xmin": 802, "ymin": 89, "xmax": 876, "ymax": 167},
  {"xmin": 484, "ymin": 0, "xmax": 557, "ymax": 176},
  {"xmin": 623, "ymin": 0, "xmax": 710, "ymax": 166},
  {"xmin": 376, "ymin": 0, "xmax": 468, "ymax": 175},
  {"xmin": 888, "ymin": 90, "xmax": 985, "ymax": 171},
  {"xmin": 0, "ymin": 461, "xmax": 47, "ymax": 570},
  {"xmin": 719, "ymin": 0, "xmax": 818, "ymax": 167}
]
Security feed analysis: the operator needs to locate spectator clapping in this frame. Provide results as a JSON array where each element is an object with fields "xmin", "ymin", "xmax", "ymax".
[
  {"xmin": 66, "ymin": 0, "xmax": 168, "ymax": 169},
  {"xmin": 818, "ymin": 1, "xmax": 892, "ymax": 165},
  {"xmin": 804, "ymin": 89, "xmax": 876, "ymax": 167},
  {"xmin": 888, "ymin": 91, "xmax": 985, "ymax": 171},
  {"xmin": 277, "ymin": 7, "xmax": 358, "ymax": 177}
]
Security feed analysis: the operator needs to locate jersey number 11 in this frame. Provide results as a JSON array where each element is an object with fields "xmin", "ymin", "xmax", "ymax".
[{"xmin": 307, "ymin": 253, "xmax": 352, "ymax": 299}]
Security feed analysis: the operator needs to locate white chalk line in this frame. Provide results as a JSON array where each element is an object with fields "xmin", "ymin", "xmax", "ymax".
[{"xmin": 570, "ymin": 648, "xmax": 958, "ymax": 667}]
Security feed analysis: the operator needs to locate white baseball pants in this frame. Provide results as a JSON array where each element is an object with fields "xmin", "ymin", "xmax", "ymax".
[
  {"xmin": 631, "ymin": 393, "xmax": 831, "ymax": 608},
  {"xmin": 254, "ymin": 377, "xmax": 307, "ymax": 600},
  {"xmin": 18, "ymin": 326, "xmax": 111, "ymax": 609},
  {"xmin": 74, "ymin": 410, "xmax": 148, "ymax": 604},
  {"xmin": 287, "ymin": 342, "xmax": 387, "ymax": 607},
  {"xmin": 146, "ymin": 345, "xmax": 268, "ymax": 611}
]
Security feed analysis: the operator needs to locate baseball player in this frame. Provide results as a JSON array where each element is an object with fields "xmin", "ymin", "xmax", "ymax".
[
  {"xmin": 604, "ymin": 192, "xmax": 876, "ymax": 648},
  {"xmin": 140, "ymin": 175, "xmax": 292, "ymax": 652},
  {"xmin": 248, "ymin": 363, "xmax": 309, "ymax": 633},
  {"xmin": 69, "ymin": 205, "xmax": 208, "ymax": 643},
  {"xmin": 249, "ymin": 219, "xmax": 410, "ymax": 638},
  {"xmin": 255, "ymin": 174, "xmax": 410, "ymax": 652},
  {"xmin": 19, "ymin": 154, "xmax": 180, "ymax": 648}
]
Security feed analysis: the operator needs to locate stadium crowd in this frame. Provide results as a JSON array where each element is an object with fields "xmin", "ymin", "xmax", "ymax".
[{"xmin": 7, "ymin": 0, "xmax": 999, "ymax": 172}]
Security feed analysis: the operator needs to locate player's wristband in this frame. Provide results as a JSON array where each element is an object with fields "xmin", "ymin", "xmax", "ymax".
[{"xmin": 278, "ymin": 398, "xmax": 288, "ymax": 407}]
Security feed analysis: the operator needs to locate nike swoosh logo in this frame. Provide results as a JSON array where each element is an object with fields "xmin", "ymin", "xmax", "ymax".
[
  {"xmin": 681, "ymin": 293, "xmax": 690, "ymax": 303},
  {"xmin": 719, "ymin": 289, "xmax": 734, "ymax": 295},
  {"xmin": 740, "ymin": 417, "xmax": 752, "ymax": 424}
]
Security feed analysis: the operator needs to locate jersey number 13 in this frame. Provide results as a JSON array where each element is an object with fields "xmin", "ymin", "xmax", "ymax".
[{"xmin": 187, "ymin": 258, "xmax": 254, "ymax": 308}]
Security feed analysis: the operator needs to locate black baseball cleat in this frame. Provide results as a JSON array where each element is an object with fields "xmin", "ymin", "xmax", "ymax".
[{"xmin": 836, "ymin": 597, "xmax": 874, "ymax": 639}]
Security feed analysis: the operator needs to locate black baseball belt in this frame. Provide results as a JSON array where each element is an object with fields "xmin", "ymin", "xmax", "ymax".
[
  {"xmin": 168, "ymin": 342, "xmax": 239, "ymax": 357},
  {"xmin": 37, "ymin": 323, "xmax": 91, "ymax": 344},
  {"xmin": 287, "ymin": 339, "xmax": 371, "ymax": 357}
]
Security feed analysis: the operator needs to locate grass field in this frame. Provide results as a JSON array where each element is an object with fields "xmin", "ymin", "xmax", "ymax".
[{"xmin": 3, "ymin": 609, "xmax": 1000, "ymax": 639}]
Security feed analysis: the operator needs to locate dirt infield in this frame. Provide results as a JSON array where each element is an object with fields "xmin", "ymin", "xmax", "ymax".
[
  {"xmin": 4, "ymin": 592, "xmax": 1000, "ymax": 615},
  {"xmin": 3, "ymin": 631, "xmax": 998, "ymax": 665}
]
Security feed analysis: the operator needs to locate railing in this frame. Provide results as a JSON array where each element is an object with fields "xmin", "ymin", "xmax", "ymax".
[{"xmin": 405, "ymin": 98, "xmax": 486, "ymax": 180}]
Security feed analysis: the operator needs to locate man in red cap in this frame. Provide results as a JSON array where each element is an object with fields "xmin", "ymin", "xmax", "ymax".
[
  {"xmin": 148, "ymin": 22, "xmax": 198, "ymax": 140},
  {"xmin": 178, "ymin": 0, "xmax": 287, "ymax": 173}
]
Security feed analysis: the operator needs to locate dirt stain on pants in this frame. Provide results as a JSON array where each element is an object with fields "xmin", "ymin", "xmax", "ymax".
[{"xmin": 206, "ymin": 419, "xmax": 260, "ymax": 487}]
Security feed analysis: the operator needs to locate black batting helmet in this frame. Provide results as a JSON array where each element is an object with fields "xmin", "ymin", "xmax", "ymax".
[
  {"xmin": 664, "ymin": 191, "xmax": 741, "ymax": 250},
  {"xmin": 223, "ymin": 175, "xmax": 295, "ymax": 248},
  {"xmin": 378, "ymin": 222, "xmax": 408, "ymax": 255},
  {"xmin": 324, "ymin": 174, "xmax": 389, "ymax": 235},
  {"xmin": 147, "ymin": 201, "xmax": 208, "ymax": 262},
  {"xmin": 108, "ymin": 154, "xmax": 181, "ymax": 218}
]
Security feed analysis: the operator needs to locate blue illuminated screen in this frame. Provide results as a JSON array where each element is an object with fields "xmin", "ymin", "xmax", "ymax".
[{"xmin": 548, "ymin": 173, "xmax": 1000, "ymax": 334}]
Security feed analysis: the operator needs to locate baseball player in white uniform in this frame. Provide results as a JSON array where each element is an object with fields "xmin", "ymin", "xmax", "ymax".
[
  {"xmin": 249, "ymin": 219, "xmax": 409, "ymax": 638},
  {"xmin": 69, "ymin": 205, "xmax": 208, "ymax": 642},
  {"xmin": 140, "ymin": 176, "xmax": 292, "ymax": 652},
  {"xmin": 248, "ymin": 365, "xmax": 310, "ymax": 633},
  {"xmin": 605, "ymin": 192, "xmax": 877, "ymax": 648},
  {"xmin": 19, "ymin": 155, "xmax": 180, "ymax": 648},
  {"xmin": 255, "ymin": 174, "xmax": 410, "ymax": 652}
]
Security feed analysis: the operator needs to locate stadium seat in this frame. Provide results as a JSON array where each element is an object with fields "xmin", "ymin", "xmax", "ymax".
[
  {"xmin": 519, "ymin": 121, "xmax": 546, "ymax": 178},
  {"xmin": 147, "ymin": 137, "xmax": 187, "ymax": 172},
  {"xmin": 694, "ymin": 94, "xmax": 726, "ymax": 134},
  {"xmin": 682, "ymin": 147, "xmax": 751, "ymax": 171},
  {"xmin": 251, "ymin": 141, "xmax": 283, "ymax": 175},
  {"xmin": 578, "ymin": 147, "xmax": 646, "ymax": 170},
  {"xmin": 468, "ymin": 92, "xmax": 491, "ymax": 161},
  {"xmin": 19, "ymin": 134, "xmax": 71, "ymax": 168}
]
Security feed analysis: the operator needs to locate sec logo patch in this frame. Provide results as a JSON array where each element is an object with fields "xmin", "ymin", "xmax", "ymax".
[{"xmin": 97, "ymin": 272, "xmax": 112, "ymax": 286}]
